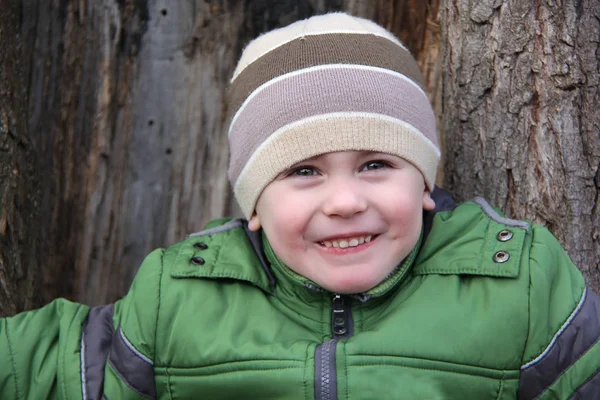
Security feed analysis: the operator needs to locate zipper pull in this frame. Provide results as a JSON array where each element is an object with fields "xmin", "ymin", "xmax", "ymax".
[{"xmin": 332, "ymin": 295, "xmax": 347, "ymax": 337}]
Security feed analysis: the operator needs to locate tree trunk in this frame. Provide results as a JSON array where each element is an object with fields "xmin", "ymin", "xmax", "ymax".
[
  {"xmin": 442, "ymin": 0, "xmax": 600, "ymax": 291},
  {"xmin": 24, "ymin": 1, "xmax": 154, "ymax": 306},
  {"xmin": 0, "ymin": 1, "xmax": 42, "ymax": 316}
]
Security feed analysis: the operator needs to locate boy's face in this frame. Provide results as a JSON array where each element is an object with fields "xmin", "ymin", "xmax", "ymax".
[{"xmin": 249, "ymin": 151, "xmax": 435, "ymax": 294}]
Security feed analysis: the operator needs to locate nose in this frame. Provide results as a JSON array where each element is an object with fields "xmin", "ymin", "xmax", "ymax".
[{"xmin": 321, "ymin": 179, "xmax": 368, "ymax": 218}]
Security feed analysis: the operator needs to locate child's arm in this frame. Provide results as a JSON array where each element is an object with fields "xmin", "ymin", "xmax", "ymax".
[
  {"xmin": 0, "ymin": 299, "xmax": 90, "ymax": 399},
  {"xmin": 0, "ymin": 248, "xmax": 165, "ymax": 399},
  {"xmin": 519, "ymin": 225, "xmax": 600, "ymax": 399}
]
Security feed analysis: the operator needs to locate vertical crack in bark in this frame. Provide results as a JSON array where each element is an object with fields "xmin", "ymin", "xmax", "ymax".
[
  {"xmin": 593, "ymin": 162, "xmax": 600, "ymax": 216},
  {"xmin": 529, "ymin": 0, "xmax": 552, "ymax": 222},
  {"xmin": 528, "ymin": 88, "xmax": 541, "ymax": 193},
  {"xmin": 505, "ymin": 168, "xmax": 517, "ymax": 217}
]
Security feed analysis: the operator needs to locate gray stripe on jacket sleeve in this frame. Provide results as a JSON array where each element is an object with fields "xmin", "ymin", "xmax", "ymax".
[
  {"xmin": 569, "ymin": 368, "xmax": 600, "ymax": 399},
  {"xmin": 519, "ymin": 287, "xmax": 600, "ymax": 400},
  {"xmin": 107, "ymin": 327, "xmax": 156, "ymax": 399},
  {"xmin": 81, "ymin": 304, "xmax": 115, "ymax": 400}
]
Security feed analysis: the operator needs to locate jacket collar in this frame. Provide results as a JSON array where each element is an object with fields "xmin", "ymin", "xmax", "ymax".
[
  {"xmin": 240, "ymin": 185, "xmax": 457, "ymax": 301},
  {"xmin": 262, "ymin": 230, "xmax": 423, "ymax": 302}
]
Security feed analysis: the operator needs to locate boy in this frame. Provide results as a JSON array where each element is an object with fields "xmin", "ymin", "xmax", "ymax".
[{"xmin": 1, "ymin": 12, "xmax": 599, "ymax": 399}]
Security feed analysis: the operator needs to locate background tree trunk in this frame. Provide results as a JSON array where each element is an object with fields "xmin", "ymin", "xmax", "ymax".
[
  {"xmin": 442, "ymin": 0, "xmax": 600, "ymax": 292},
  {"xmin": 23, "ymin": 1, "xmax": 153, "ymax": 308},
  {"xmin": 0, "ymin": 0, "xmax": 41, "ymax": 316}
]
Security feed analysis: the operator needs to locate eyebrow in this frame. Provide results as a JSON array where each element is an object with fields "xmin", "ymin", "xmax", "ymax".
[{"xmin": 286, "ymin": 151, "xmax": 392, "ymax": 170}]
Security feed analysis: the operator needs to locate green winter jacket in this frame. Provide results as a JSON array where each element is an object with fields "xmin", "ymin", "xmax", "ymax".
[{"xmin": 1, "ymin": 198, "xmax": 599, "ymax": 399}]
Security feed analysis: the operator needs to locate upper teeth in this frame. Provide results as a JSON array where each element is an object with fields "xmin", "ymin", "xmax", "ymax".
[{"xmin": 322, "ymin": 235, "xmax": 372, "ymax": 248}]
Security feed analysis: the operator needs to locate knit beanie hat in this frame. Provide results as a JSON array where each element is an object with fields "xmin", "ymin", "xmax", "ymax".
[{"xmin": 227, "ymin": 12, "xmax": 440, "ymax": 218}]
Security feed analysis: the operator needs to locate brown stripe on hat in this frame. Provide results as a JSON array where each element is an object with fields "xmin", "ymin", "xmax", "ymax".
[
  {"xmin": 228, "ymin": 66, "xmax": 436, "ymax": 183},
  {"xmin": 233, "ymin": 115, "xmax": 440, "ymax": 218},
  {"xmin": 227, "ymin": 33, "xmax": 425, "ymax": 122}
]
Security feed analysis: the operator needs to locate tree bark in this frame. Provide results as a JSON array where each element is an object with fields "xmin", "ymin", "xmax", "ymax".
[
  {"xmin": 23, "ymin": 1, "xmax": 151, "ymax": 306},
  {"xmin": 0, "ymin": 1, "xmax": 42, "ymax": 316},
  {"xmin": 442, "ymin": 0, "xmax": 600, "ymax": 291}
]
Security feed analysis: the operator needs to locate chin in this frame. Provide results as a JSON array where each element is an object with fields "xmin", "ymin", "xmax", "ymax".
[{"xmin": 323, "ymin": 278, "xmax": 378, "ymax": 295}]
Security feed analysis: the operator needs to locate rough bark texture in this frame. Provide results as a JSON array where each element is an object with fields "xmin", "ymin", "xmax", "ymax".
[
  {"xmin": 2, "ymin": 0, "xmax": 440, "ymax": 310},
  {"xmin": 0, "ymin": 1, "xmax": 41, "ymax": 316},
  {"xmin": 24, "ymin": 1, "xmax": 151, "ymax": 306},
  {"xmin": 443, "ymin": 0, "xmax": 600, "ymax": 291}
]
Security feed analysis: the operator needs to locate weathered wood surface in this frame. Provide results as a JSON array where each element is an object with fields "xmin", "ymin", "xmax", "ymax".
[
  {"xmin": 24, "ymin": 1, "xmax": 150, "ymax": 306},
  {"xmin": 442, "ymin": 0, "xmax": 600, "ymax": 291},
  {"xmin": 0, "ymin": 0, "xmax": 41, "ymax": 316},
  {"xmin": 22, "ymin": 1, "xmax": 243, "ymax": 306}
]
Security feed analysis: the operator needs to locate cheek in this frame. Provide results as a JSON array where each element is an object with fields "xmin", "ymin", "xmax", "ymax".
[
  {"xmin": 385, "ymin": 190, "xmax": 425, "ymax": 231},
  {"xmin": 264, "ymin": 208, "xmax": 310, "ymax": 248},
  {"xmin": 384, "ymin": 185, "xmax": 422, "ymax": 211},
  {"xmin": 257, "ymin": 186, "xmax": 316, "ymax": 260},
  {"xmin": 265, "ymin": 211, "xmax": 312, "ymax": 269}
]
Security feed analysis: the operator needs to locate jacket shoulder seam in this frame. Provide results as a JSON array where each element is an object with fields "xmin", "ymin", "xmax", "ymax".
[
  {"xmin": 473, "ymin": 197, "xmax": 530, "ymax": 230},
  {"xmin": 63, "ymin": 303, "xmax": 87, "ymax": 400},
  {"xmin": 521, "ymin": 239, "xmax": 533, "ymax": 384},
  {"xmin": 186, "ymin": 219, "xmax": 245, "ymax": 238},
  {"xmin": 154, "ymin": 248, "xmax": 166, "ymax": 366},
  {"xmin": 4, "ymin": 319, "xmax": 21, "ymax": 400}
]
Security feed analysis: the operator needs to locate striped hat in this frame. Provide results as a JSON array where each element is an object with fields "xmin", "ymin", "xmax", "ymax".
[{"xmin": 228, "ymin": 12, "xmax": 440, "ymax": 218}]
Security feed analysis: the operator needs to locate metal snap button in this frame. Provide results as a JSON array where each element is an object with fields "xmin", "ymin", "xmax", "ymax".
[
  {"xmin": 497, "ymin": 230, "xmax": 513, "ymax": 242},
  {"xmin": 334, "ymin": 326, "xmax": 347, "ymax": 335},
  {"xmin": 193, "ymin": 242, "xmax": 208, "ymax": 250},
  {"xmin": 493, "ymin": 251, "xmax": 510, "ymax": 263},
  {"xmin": 191, "ymin": 256, "xmax": 205, "ymax": 265}
]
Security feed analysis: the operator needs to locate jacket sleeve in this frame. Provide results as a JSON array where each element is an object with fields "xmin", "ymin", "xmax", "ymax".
[
  {"xmin": 518, "ymin": 224, "xmax": 600, "ymax": 400},
  {"xmin": 101, "ymin": 248, "xmax": 164, "ymax": 400},
  {"xmin": 0, "ymin": 298, "xmax": 90, "ymax": 399},
  {"xmin": 0, "ymin": 248, "xmax": 165, "ymax": 400}
]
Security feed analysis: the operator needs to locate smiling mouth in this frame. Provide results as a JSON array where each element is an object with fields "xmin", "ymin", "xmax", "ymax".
[{"xmin": 318, "ymin": 235, "xmax": 378, "ymax": 249}]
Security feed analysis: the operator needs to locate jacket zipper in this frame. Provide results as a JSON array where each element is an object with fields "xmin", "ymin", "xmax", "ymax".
[{"xmin": 315, "ymin": 295, "xmax": 354, "ymax": 400}]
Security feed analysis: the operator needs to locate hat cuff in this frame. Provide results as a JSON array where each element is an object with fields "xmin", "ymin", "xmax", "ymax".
[{"xmin": 234, "ymin": 113, "xmax": 440, "ymax": 218}]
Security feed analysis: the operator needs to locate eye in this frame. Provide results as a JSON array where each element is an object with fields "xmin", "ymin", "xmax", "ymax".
[
  {"xmin": 361, "ymin": 160, "xmax": 390, "ymax": 171},
  {"xmin": 289, "ymin": 166, "xmax": 318, "ymax": 177}
]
